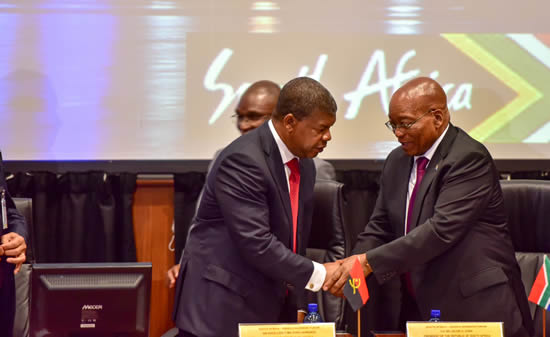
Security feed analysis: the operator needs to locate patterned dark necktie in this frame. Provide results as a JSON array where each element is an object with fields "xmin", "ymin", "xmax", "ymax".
[{"xmin": 406, "ymin": 156, "xmax": 429, "ymax": 234}]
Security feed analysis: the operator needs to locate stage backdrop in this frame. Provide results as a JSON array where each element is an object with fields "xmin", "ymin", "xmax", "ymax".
[{"xmin": 1, "ymin": 0, "xmax": 549, "ymax": 160}]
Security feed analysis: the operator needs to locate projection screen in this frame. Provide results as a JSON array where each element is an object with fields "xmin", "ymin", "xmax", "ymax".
[{"xmin": 0, "ymin": 0, "xmax": 549, "ymax": 160}]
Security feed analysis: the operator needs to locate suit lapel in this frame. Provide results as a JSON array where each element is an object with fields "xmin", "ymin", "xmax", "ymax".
[
  {"xmin": 259, "ymin": 124, "xmax": 293, "ymax": 246},
  {"xmin": 409, "ymin": 125, "xmax": 458, "ymax": 230}
]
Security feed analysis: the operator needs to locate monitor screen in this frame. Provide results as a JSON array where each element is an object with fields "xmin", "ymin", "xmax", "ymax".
[{"xmin": 30, "ymin": 262, "xmax": 152, "ymax": 337}]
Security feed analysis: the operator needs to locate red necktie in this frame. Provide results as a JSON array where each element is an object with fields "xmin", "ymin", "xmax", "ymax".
[
  {"xmin": 287, "ymin": 158, "xmax": 300, "ymax": 252},
  {"xmin": 406, "ymin": 156, "xmax": 429, "ymax": 234}
]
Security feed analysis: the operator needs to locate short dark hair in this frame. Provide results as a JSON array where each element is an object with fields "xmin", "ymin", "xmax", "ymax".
[{"xmin": 273, "ymin": 77, "xmax": 337, "ymax": 120}]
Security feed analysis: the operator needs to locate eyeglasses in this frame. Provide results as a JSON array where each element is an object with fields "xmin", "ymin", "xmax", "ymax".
[
  {"xmin": 231, "ymin": 113, "xmax": 270, "ymax": 124},
  {"xmin": 385, "ymin": 109, "xmax": 434, "ymax": 133}
]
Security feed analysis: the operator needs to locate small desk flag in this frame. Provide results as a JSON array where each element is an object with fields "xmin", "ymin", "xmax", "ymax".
[
  {"xmin": 528, "ymin": 255, "xmax": 550, "ymax": 309},
  {"xmin": 343, "ymin": 257, "xmax": 369, "ymax": 311}
]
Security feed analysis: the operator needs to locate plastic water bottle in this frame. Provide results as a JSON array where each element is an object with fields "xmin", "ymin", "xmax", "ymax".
[
  {"xmin": 303, "ymin": 303, "xmax": 323, "ymax": 323},
  {"xmin": 428, "ymin": 309, "xmax": 441, "ymax": 322}
]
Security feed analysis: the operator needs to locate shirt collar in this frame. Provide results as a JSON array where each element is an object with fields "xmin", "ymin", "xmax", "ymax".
[
  {"xmin": 268, "ymin": 120, "xmax": 297, "ymax": 165},
  {"xmin": 414, "ymin": 124, "xmax": 449, "ymax": 164}
]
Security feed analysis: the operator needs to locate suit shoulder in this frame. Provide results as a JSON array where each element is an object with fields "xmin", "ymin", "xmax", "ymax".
[
  {"xmin": 454, "ymin": 127, "xmax": 494, "ymax": 160},
  {"xmin": 214, "ymin": 131, "xmax": 263, "ymax": 165},
  {"xmin": 385, "ymin": 145, "xmax": 408, "ymax": 163}
]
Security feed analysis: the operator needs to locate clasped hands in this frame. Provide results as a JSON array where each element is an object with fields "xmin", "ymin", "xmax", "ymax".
[
  {"xmin": 322, "ymin": 254, "xmax": 371, "ymax": 297},
  {"xmin": 0, "ymin": 232, "xmax": 27, "ymax": 274}
]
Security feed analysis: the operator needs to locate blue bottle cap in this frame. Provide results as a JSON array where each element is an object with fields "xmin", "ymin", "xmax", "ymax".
[{"xmin": 308, "ymin": 303, "xmax": 318, "ymax": 312}]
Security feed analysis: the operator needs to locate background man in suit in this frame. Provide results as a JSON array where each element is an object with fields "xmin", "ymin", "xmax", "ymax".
[
  {"xmin": 166, "ymin": 80, "xmax": 336, "ymax": 289},
  {"xmin": 0, "ymin": 152, "xmax": 28, "ymax": 337},
  {"xmin": 324, "ymin": 77, "xmax": 533, "ymax": 337},
  {"xmin": 172, "ymin": 77, "xmax": 340, "ymax": 337}
]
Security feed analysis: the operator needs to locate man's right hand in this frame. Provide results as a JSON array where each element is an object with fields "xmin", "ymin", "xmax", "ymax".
[
  {"xmin": 166, "ymin": 264, "xmax": 181, "ymax": 288},
  {"xmin": 323, "ymin": 261, "xmax": 344, "ymax": 296},
  {"xmin": 323, "ymin": 254, "xmax": 371, "ymax": 297}
]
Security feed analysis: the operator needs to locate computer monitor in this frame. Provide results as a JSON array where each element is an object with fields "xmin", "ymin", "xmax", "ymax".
[{"xmin": 30, "ymin": 262, "xmax": 152, "ymax": 337}]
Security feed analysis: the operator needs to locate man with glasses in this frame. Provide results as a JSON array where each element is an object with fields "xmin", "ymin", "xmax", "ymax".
[
  {"xmin": 232, "ymin": 80, "xmax": 280, "ymax": 135},
  {"xmin": 324, "ymin": 77, "xmax": 532, "ymax": 337}
]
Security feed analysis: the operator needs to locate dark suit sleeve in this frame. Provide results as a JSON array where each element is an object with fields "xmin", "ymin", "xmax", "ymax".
[
  {"xmin": 214, "ymin": 152, "xmax": 314, "ymax": 289},
  {"xmin": 353, "ymin": 160, "xmax": 398, "ymax": 254},
  {"xmin": 6, "ymin": 196, "xmax": 28, "ymax": 241},
  {"xmin": 366, "ymin": 150, "xmax": 497, "ymax": 283},
  {"xmin": 0, "ymin": 153, "xmax": 28, "ymax": 241}
]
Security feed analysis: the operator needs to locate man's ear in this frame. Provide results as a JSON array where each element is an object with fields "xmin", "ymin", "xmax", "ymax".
[
  {"xmin": 432, "ymin": 108, "xmax": 444, "ymax": 128},
  {"xmin": 283, "ymin": 114, "xmax": 297, "ymax": 133}
]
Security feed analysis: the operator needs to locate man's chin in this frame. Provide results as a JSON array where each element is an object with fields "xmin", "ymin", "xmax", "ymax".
[
  {"xmin": 306, "ymin": 148, "xmax": 325, "ymax": 158},
  {"xmin": 400, "ymin": 143, "xmax": 416, "ymax": 156}
]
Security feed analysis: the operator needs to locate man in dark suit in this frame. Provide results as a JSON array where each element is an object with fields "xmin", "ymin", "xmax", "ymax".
[
  {"xmin": 166, "ymin": 80, "xmax": 336, "ymax": 291},
  {"xmin": 173, "ymin": 77, "xmax": 340, "ymax": 337},
  {"xmin": 324, "ymin": 77, "xmax": 533, "ymax": 337},
  {"xmin": 0, "ymin": 152, "xmax": 28, "ymax": 337}
]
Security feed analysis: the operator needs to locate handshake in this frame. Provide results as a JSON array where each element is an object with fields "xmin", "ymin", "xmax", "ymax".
[{"xmin": 321, "ymin": 253, "xmax": 372, "ymax": 297}]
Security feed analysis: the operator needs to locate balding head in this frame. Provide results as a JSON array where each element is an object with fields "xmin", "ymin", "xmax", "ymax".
[
  {"xmin": 387, "ymin": 77, "xmax": 450, "ymax": 156},
  {"xmin": 235, "ymin": 80, "xmax": 280, "ymax": 134},
  {"xmin": 243, "ymin": 80, "xmax": 281, "ymax": 100},
  {"xmin": 390, "ymin": 77, "xmax": 448, "ymax": 116}
]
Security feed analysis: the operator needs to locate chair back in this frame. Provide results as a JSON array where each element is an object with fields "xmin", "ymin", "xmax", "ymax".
[
  {"xmin": 307, "ymin": 179, "xmax": 348, "ymax": 329},
  {"xmin": 501, "ymin": 180, "xmax": 550, "ymax": 337},
  {"xmin": 500, "ymin": 180, "xmax": 550, "ymax": 252}
]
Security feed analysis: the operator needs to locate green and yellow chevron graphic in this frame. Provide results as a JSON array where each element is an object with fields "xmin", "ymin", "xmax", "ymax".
[{"xmin": 442, "ymin": 34, "xmax": 549, "ymax": 143}]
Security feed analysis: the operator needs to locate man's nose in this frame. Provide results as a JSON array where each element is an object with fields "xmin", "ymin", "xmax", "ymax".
[
  {"xmin": 394, "ymin": 128, "xmax": 405, "ymax": 138},
  {"xmin": 323, "ymin": 129, "xmax": 332, "ymax": 142},
  {"xmin": 238, "ymin": 119, "xmax": 254, "ymax": 134}
]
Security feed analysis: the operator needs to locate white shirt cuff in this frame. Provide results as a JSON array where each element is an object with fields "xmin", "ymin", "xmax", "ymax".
[{"xmin": 304, "ymin": 261, "xmax": 326, "ymax": 292}]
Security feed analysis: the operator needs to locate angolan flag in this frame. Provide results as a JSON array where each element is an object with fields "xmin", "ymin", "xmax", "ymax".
[
  {"xmin": 528, "ymin": 255, "xmax": 550, "ymax": 309},
  {"xmin": 343, "ymin": 257, "xmax": 369, "ymax": 311}
]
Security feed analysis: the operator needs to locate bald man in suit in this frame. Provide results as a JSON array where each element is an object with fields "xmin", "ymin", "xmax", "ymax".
[{"xmin": 325, "ymin": 77, "xmax": 533, "ymax": 337}]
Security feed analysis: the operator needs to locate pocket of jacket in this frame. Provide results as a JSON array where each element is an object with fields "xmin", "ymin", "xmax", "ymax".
[
  {"xmin": 202, "ymin": 264, "xmax": 253, "ymax": 298},
  {"xmin": 460, "ymin": 266, "xmax": 509, "ymax": 298}
]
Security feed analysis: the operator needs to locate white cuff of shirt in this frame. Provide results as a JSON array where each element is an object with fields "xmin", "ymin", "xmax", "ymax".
[{"xmin": 304, "ymin": 261, "xmax": 326, "ymax": 292}]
